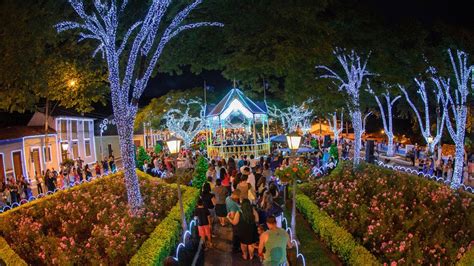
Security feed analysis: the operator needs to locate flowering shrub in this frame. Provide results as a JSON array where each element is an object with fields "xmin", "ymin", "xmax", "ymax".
[
  {"xmin": 0, "ymin": 171, "xmax": 178, "ymax": 265},
  {"xmin": 301, "ymin": 162, "xmax": 474, "ymax": 265},
  {"xmin": 274, "ymin": 159, "xmax": 311, "ymax": 183}
]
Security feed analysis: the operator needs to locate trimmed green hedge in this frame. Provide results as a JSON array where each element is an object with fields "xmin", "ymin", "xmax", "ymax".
[
  {"xmin": 129, "ymin": 185, "xmax": 200, "ymax": 265},
  {"xmin": 296, "ymin": 193, "xmax": 379, "ymax": 266},
  {"xmin": 0, "ymin": 237, "xmax": 27, "ymax": 266},
  {"xmin": 457, "ymin": 247, "xmax": 474, "ymax": 266}
]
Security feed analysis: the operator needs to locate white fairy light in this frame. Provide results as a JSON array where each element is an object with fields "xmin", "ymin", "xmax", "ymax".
[
  {"xmin": 368, "ymin": 84, "xmax": 401, "ymax": 157},
  {"xmin": 361, "ymin": 111, "xmax": 372, "ymax": 135},
  {"xmin": 268, "ymin": 99, "xmax": 314, "ymax": 133},
  {"xmin": 399, "ymin": 78, "xmax": 446, "ymax": 154},
  {"xmin": 327, "ymin": 111, "xmax": 343, "ymax": 143},
  {"xmin": 164, "ymin": 98, "xmax": 205, "ymax": 148},
  {"xmin": 56, "ymin": 0, "xmax": 223, "ymax": 212},
  {"xmin": 430, "ymin": 49, "xmax": 473, "ymax": 189},
  {"xmin": 316, "ymin": 48, "xmax": 374, "ymax": 165}
]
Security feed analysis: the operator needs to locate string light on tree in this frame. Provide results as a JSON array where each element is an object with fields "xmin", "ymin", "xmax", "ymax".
[
  {"xmin": 368, "ymin": 84, "xmax": 401, "ymax": 157},
  {"xmin": 317, "ymin": 48, "xmax": 374, "ymax": 166},
  {"xmin": 430, "ymin": 49, "xmax": 473, "ymax": 189},
  {"xmin": 399, "ymin": 78, "xmax": 446, "ymax": 154},
  {"xmin": 268, "ymin": 99, "xmax": 314, "ymax": 133},
  {"xmin": 56, "ymin": 0, "xmax": 223, "ymax": 213},
  {"xmin": 327, "ymin": 110, "xmax": 343, "ymax": 143},
  {"xmin": 164, "ymin": 98, "xmax": 205, "ymax": 148}
]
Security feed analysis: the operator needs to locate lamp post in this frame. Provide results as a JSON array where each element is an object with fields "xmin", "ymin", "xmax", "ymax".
[
  {"xmin": 61, "ymin": 142, "xmax": 69, "ymax": 162},
  {"xmin": 166, "ymin": 136, "xmax": 187, "ymax": 231},
  {"xmin": 286, "ymin": 131, "xmax": 302, "ymax": 241},
  {"xmin": 427, "ymin": 136, "xmax": 434, "ymax": 158}
]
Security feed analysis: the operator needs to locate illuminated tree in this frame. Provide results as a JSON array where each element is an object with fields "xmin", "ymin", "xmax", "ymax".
[
  {"xmin": 327, "ymin": 111, "xmax": 343, "ymax": 144},
  {"xmin": 431, "ymin": 49, "xmax": 473, "ymax": 189},
  {"xmin": 317, "ymin": 48, "xmax": 374, "ymax": 165},
  {"xmin": 56, "ymin": 0, "xmax": 222, "ymax": 212},
  {"xmin": 399, "ymin": 78, "xmax": 446, "ymax": 154},
  {"xmin": 368, "ymin": 85, "xmax": 401, "ymax": 157},
  {"xmin": 164, "ymin": 98, "xmax": 205, "ymax": 148},
  {"xmin": 268, "ymin": 99, "xmax": 314, "ymax": 133}
]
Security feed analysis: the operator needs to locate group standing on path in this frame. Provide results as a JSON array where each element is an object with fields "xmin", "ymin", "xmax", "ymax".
[{"xmin": 194, "ymin": 155, "xmax": 293, "ymax": 265}]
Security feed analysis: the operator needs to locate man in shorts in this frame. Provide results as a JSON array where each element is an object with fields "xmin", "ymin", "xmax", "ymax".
[{"xmin": 194, "ymin": 198, "xmax": 212, "ymax": 249}]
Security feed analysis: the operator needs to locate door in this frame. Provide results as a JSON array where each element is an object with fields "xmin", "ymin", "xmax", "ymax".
[
  {"xmin": 0, "ymin": 154, "xmax": 5, "ymax": 184},
  {"xmin": 12, "ymin": 151, "xmax": 23, "ymax": 180},
  {"xmin": 107, "ymin": 144, "xmax": 113, "ymax": 157},
  {"xmin": 31, "ymin": 148, "xmax": 42, "ymax": 177}
]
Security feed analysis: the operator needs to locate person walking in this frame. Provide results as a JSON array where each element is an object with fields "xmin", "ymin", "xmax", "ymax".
[
  {"xmin": 194, "ymin": 198, "xmax": 213, "ymax": 250},
  {"xmin": 226, "ymin": 189, "xmax": 241, "ymax": 253},
  {"xmin": 227, "ymin": 199, "xmax": 259, "ymax": 260},
  {"xmin": 35, "ymin": 172, "xmax": 44, "ymax": 195},
  {"xmin": 258, "ymin": 215, "xmax": 292, "ymax": 266}
]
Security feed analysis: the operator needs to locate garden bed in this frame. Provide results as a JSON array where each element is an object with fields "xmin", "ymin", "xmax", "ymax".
[
  {"xmin": 0, "ymin": 171, "xmax": 198, "ymax": 265},
  {"xmin": 300, "ymin": 162, "xmax": 474, "ymax": 265}
]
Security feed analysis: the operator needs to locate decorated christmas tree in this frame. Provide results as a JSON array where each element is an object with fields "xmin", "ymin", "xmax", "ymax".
[
  {"xmin": 154, "ymin": 143, "xmax": 162, "ymax": 154},
  {"xmin": 329, "ymin": 143, "xmax": 339, "ymax": 161},
  {"xmin": 192, "ymin": 156, "xmax": 208, "ymax": 189},
  {"xmin": 136, "ymin": 146, "xmax": 151, "ymax": 170}
]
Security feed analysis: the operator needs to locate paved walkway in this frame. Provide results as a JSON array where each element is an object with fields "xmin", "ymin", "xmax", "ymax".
[{"xmin": 203, "ymin": 224, "xmax": 262, "ymax": 266}]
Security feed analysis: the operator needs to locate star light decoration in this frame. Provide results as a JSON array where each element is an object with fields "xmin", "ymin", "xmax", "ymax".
[
  {"xmin": 164, "ymin": 98, "xmax": 205, "ymax": 148},
  {"xmin": 368, "ymin": 84, "xmax": 401, "ymax": 157},
  {"xmin": 327, "ymin": 111, "xmax": 343, "ymax": 143},
  {"xmin": 317, "ymin": 48, "xmax": 374, "ymax": 166},
  {"xmin": 430, "ymin": 49, "xmax": 473, "ymax": 189},
  {"xmin": 399, "ymin": 78, "xmax": 447, "ymax": 154},
  {"xmin": 268, "ymin": 99, "xmax": 314, "ymax": 133},
  {"xmin": 56, "ymin": 0, "xmax": 223, "ymax": 212}
]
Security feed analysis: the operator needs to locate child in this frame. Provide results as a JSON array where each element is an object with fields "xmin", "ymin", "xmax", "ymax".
[{"xmin": 194, "ymin": 198, "xmax": 212, "ymax": 250}]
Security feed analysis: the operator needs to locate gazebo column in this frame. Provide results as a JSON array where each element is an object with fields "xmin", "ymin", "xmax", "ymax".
[{"xmin": 252, "ymin": 115, "xmax": 258, "ymax": 157}]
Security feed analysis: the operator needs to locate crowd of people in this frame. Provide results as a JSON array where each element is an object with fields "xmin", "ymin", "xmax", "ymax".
[
  {"xmin": 0, "ymin": 155, "xmax": 117, "ymax": 207},
  {"xmin": 192, "ymin": 154, "xmax": 294, "ymax": 265}
]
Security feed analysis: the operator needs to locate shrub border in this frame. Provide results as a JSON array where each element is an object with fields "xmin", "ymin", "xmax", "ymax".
[
  {"xmin": 128, "ymin": 184, "xmax": 200, "ymax": 265},
  {"xmin": 295, "ymin": 193, "xmax": 380, "ymax": 266},
  {"xmin": 0, "ymin": 236, "xmax": 27, "ymax": 266}
]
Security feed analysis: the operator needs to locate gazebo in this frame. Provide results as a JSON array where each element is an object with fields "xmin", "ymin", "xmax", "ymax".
[{"xmin": 204, "ymin": 88, "xmax": 270, "ymax": 158}]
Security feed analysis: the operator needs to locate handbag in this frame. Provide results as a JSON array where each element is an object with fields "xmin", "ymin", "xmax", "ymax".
[{"xmin": 247, "ymin": 183, "xmax": 256, "ymax": 201}]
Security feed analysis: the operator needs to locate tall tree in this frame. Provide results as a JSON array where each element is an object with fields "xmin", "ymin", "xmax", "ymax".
[
  {"xmin": 317, "ymin": 49, "xmax": 374, "ymax": 165},
  {"xmin": 368, "ymin": 85, "xmax": 401, "ymax": 157},
  {"xmin": 431, "ymin": 49, "xmax": 473, "ymax": 189},
  {"xmin": 164, "ymin": 98, "xmax": 205, "ymax": 148},
  {"xmin": 327, "ymin": 111, "xmax": 343, "ymax": 143},
  {"xmin": 57, "ymin": 0, "xmax": 222, "ymax": 212}
]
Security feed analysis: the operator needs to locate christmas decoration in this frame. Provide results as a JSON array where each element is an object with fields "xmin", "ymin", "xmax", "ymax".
[
  {"xmin": 56, "ymin": 0, "xmax": 222, "ymax": 212},
  {"xmin": 136, "ymin": 146, "xmax": 151, "ymax": 170},
  {"xmin": 327, "ymin": 111, "xmax": 343, "ymax": 143},
  {"xmin": 368, "ymin": 84, "xmax": 401, "ymax": 157},
  {"xmin": 268, "ymin": 99, "xmax": 314, "ymax": 133},
  {"xmin": 192, "ymin": 156, "xmax": 208, "ymax": 189},
  {"xmin": 317, "ymin": 48, "xmax": 374, "ymax": 165},
  {"xmin": 164, "ymin": 98, "xmax": 205, "ymax": 148}
]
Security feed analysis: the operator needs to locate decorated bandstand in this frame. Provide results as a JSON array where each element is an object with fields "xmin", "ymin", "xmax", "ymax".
[{"xmin": 204, "ymin": 88, "xmax": 270, "ymax": 158}]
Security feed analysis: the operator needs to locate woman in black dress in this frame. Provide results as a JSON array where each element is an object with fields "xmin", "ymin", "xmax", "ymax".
[{"xmin": 227, "ymin": 199, "xmax": 259, "ymax": 260}]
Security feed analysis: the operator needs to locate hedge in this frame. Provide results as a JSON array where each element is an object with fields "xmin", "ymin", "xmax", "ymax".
[
  {"xmin": 295, "ymin": 193, "xmax": 379, "ymax": 266},
  {"xmin": 457, "ymin": 247, "xmax": 474, "ymax": 266},
  {"xmin": 129, "ymin": 184, "xmax": 200, "ymax": 265},
  {"xmin": 0, "ymin": 237, "xmax": 27, "ymax": 266}
]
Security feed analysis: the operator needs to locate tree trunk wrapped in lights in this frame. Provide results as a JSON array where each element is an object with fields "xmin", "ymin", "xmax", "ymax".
[
  {"xmin": 327, "ymin": 111, "xmax": 343, "ymax": 144},
  {"xmin": 399, "ymin": 78, "xmax": 446, "ymax": 154},
  {"xmin": 317, "ymin": 48, "xmax": 374, "ymax": 166},
  {"xmin": 368, "ymin": 85, "xmax": 401, "ymax": 157},
  {"xmin": 56, "ymin": 0, "xmax": 222, "ymax": 213},
  {"xmin": 431, "ymin": 49, "xmax": 473, "ymax": 189}
]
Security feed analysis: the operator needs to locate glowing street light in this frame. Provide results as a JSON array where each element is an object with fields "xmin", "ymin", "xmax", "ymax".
[
  {"xmin": 165, "ymin": 135, "xmax": 186, "ymax": 231},
  {"xmin": 286, "ymin": 131, "xmax": 302, "ymax": 153},
  {"xmin": 166, "ymin": 136, "xmax": 182, "ymax": 155},
  {"xmin": 68, "ymin": 79, "xmax": 77, "ymax": 87}
]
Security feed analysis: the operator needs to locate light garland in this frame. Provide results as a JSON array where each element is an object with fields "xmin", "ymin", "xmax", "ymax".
[
  {"xmin": 317, "ymin": 48, "xmax": 374, "ymax": 166},
  {"xmin": 164, "ymin": 98, "xmax": 205, "ymax": 148},
  {"xmin": 268, "ymin": 99, "xmax": 314, "ymax": 133},
  {"xmin": 56, "ymin": 0, "xmax": 223, "ymax": 211},
  {"xmin": 327, "ymin": 111, "xmax": 343, "ymax": 142},
  {"xmin": 368, "ymin": 84, "xmax": 401, "ymax": 157},
  {"xmin": 430, "ymin": 49, "xmax": 472, "ymax": 189},
  {"xmin": 281, "ymin": 216, "xmax": 306, "ymax": 266}
]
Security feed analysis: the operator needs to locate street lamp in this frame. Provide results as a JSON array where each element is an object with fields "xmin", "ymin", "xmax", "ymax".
[
  {"xmin": 61, "ymin": 142, "xmax": 69, "ymax": 161},
  {"xmin": 165, "ymin": 136, "xmax": 186, "ymax": 231},
  {"xmin": 286, "ymin": 131, "xmax": 302, "ymax": 153},
  {"xmin": 68, "ymin": 79, "xmax": 77, "ymax": 87}
]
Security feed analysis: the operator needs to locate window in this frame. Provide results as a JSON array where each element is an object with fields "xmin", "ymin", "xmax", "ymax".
[
  {"xmin": 0, "ymin": 154, "xmax": 5, "ymax": 184},
  {"xmin": 71, "ymin": 120, "xmax": 78, "ymax": 140},
  {"xmin": 85, "ymin": 140, "xmax": 91, "ymax": 157},
  {"xmin": 60, "ymin": 120, "xmax": 67, "ymax": 140},
  {"xmin": 72, "ymin": 142, "xmax": 79, "ymax": 159},
  {"xmin": 43, "ymin": 146, "xmax": 52, "ymax": 162},
  {"xmin": 84, "ymin": 121, "xmax": 90, "ymax": 138}
]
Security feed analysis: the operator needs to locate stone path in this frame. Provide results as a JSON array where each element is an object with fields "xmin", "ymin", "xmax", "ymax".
[{"xmin": 203, "ymin": 224, "xmax": 262, "ymax": 266}]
